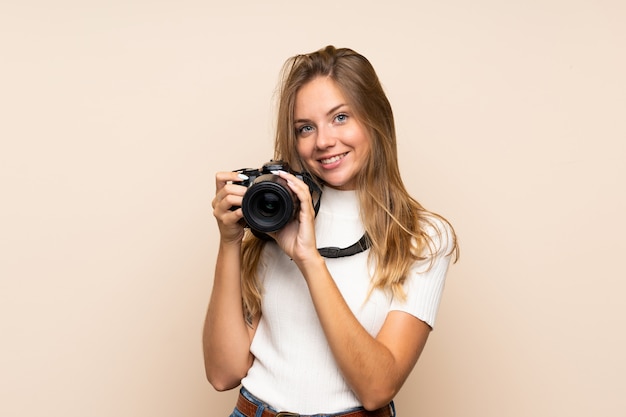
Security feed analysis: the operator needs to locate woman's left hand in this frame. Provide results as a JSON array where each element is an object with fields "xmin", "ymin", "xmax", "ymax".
[{"xmin": 268, "ymin": 171, "xmax": 320, "ymax": 265}]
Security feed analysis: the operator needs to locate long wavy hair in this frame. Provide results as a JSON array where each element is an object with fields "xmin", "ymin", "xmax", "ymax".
[{"xmin": 241, "ymin": 45, "xmax": 458, "ymax": 322}]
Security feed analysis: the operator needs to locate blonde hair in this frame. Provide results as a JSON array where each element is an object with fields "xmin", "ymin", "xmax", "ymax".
[{"xmin": 241, "ymin": 45, "xmax": 458, "ymax": 322}]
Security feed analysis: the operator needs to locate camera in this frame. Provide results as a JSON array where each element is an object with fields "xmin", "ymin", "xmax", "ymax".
[{"xmin": 233, "ymin": 160, "xmax": 322, "ymax": 235}]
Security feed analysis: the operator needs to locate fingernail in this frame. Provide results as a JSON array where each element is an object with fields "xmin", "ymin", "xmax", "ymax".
[{"xmin": 238, "ymin": 173, "xmax": 249, "ymax": 180}]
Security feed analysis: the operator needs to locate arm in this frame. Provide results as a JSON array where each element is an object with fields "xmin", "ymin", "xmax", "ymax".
[
  {"xmin": 270, "ymin": 171, "xmax": 432, "ymax": 410},
  {"xmin": 297, "ymin": 256, "xmax": 430, "ymax": 410},
  {"xmin": 202, "ymin": 171, "xmax": 259, "ymax": 391}
]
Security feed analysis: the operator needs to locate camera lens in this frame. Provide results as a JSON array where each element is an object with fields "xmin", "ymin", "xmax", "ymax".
[
  {"xmin": 256, "ymin": 192, "xmax": 280, "ymax": 217},
  {"xmin": 242, "ymin": 174, "xmax": 298, "ymax": 233}
]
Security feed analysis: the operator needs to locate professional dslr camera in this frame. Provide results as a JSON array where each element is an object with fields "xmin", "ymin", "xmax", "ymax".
[{"xmin": 233, "ymin": 160, "xmax": 322, "ymax": 236}]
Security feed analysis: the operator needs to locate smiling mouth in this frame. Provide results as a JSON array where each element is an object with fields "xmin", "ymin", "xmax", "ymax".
[{"xmin": 320, "ymin": 152, "xmax": 348, "ymax": 165}]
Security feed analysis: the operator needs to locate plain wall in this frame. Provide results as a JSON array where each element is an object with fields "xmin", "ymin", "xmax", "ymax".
[{"xmin": 1, "ymin": 1, "xmax": 625, "ymax": 416}]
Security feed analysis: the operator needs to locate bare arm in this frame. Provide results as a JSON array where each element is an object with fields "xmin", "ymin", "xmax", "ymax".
[
  {"xmin": 202, "ymin": 171, "xmax": 258, "ymax": 391},
  {"xmin": 298, "ymin": 256, "xmax": 430, "ymax": 410},
  {"xmin": 270, "ymin": 171, "xmax": 430, "ymax": 410}
]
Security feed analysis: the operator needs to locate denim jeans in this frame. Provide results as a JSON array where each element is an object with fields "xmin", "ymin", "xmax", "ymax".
[{"xmin": 229, "ymin": 387, "xmax": 396, "ymax": 417}]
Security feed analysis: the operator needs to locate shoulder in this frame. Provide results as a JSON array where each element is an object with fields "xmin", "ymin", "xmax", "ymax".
[
  {"xmin": 391, "ymin": 214, "xmax": 455, "ymax": 327},
  {"xmin": 418, "ymin": 212, "xmax": 457, "ymax": 260}
]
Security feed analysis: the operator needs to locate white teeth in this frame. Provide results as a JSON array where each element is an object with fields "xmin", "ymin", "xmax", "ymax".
[{"xmin": 320, "ymin": 153, "xmax": 346, "ymax": 164}]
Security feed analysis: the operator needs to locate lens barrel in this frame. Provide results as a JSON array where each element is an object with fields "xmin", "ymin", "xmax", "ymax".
[{"xmin": 241, "ymin": 174, "xmax": 298, "ymax": 233}]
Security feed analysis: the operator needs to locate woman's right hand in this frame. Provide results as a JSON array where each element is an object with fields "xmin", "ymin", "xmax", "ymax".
[{"xmin": 212, "ymin": 171, "xmax": 247, "ymax": 244}]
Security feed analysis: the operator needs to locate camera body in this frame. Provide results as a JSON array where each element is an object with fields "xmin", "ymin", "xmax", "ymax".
[{"xmin": 233, "ymin": 160, "xmax": 322, "ymax": 236}]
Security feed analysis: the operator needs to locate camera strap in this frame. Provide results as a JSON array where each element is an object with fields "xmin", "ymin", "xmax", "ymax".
[{"xmin": 317, "ymin": 234, "xmax": 370, "ymax": 258}]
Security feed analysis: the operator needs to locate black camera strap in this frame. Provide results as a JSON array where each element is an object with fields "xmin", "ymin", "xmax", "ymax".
[{"xmin": 318, "ymin": 234, "xmax": 370, "ymax": 258}]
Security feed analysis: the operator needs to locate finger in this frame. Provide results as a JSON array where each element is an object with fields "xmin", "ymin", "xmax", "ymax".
[
  {"xmin": 213, "ymin": 170, "xmax": 247, "ymax": 201},
  {"xmin": 220, "ymin": 207, "xmax": 244, "ymax": 224},
  {"xmin": 273, "ymin": 172, "xmax": 316, "ymax": 221},
  {"xmin": 213, "ymin": 188, "xmax": 245, "ymax": 214},
  {"xmin": 279, "ymin": 172, "xmax": 312, "ymax": 205},
  {"xmin": 215, "ymin": 171, "xmax": 246, "ymax": 190},
  {"xmin": 213, "ymin": 199, "xmax": 245, "ymax": 227},
  {"xmin": 273, "ymin": 171, "xmax": 308, "ymax": 195}
]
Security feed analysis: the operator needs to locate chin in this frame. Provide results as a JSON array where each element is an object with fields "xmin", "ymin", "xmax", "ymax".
[{"xmin": 326, "ymin": 181, "xmax": 356, "ymax": 191}]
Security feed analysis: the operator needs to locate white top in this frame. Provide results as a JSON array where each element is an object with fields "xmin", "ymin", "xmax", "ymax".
[{"xmin": 241, "ymin": 187, "xmax": 453, "ymax": 414}]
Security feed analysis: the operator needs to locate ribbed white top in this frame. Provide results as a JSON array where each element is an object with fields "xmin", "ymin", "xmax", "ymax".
[{"xmin": 241, "ymin": 187, "xmax": 453, "ymax": 414}]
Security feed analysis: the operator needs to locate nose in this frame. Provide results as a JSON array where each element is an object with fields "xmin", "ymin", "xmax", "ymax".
[{"xmin": 315, "ymin": 125, "xmax": 336, "ymax": 150}]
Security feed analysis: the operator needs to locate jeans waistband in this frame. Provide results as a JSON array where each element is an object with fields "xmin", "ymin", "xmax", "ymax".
[{"xmin": 237, "ymin": 387, "xmax": 396, "ymax": 417}]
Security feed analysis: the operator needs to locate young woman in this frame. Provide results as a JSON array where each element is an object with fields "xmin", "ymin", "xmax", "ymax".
[{"xmin": 204, "ymin": 45, "xmax": 458, "ymax": 417}]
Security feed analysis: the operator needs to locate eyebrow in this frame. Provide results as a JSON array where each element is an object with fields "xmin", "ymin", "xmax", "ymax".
[{"xmin": 294, "ymin": 103, "xmax": 347, "ymax": 124}]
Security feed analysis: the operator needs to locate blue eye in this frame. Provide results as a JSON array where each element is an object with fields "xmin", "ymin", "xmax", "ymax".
[
  {"xmin": 335, "ymin": 113, "xmax": 348, "ymax": 123},
  {"xmin": 297, "ymin": 125, "xmax": 314, "ymax": 136}
]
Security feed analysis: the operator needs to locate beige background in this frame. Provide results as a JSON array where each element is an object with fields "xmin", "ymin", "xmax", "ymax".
[{"xmin": 1, "ymin": 1, "xmax": 625, "ymax": 416}]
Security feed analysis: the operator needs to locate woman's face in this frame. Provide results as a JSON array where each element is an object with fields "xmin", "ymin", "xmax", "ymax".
[{"xmin": 293, "ymin": 76, "xmax": 371, "ymax": 191}]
